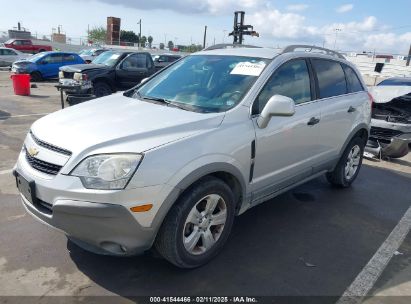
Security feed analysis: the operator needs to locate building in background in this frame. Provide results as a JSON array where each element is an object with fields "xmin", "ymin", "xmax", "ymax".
[
  {"xmin": 106, "ymin": 17, "xmax": 121, "ymax": 45},
  {"xmin": 8, "ymin": 22, "xmax": 31, "ymax": 39}
]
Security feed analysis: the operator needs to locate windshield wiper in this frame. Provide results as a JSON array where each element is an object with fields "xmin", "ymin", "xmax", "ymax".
[{"xmin": 139, "ymin": 95, "xmax": 193, "ymax": 111}]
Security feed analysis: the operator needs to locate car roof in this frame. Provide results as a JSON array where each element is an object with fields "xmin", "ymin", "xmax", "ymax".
[
  {"xmin": 36, "ymin": 51, "xmax": 80, "ymax": 56},
  {"xmin": 195, "ymin": 47, "xmax": 280, "ymax": 59},
  {"xmin": 381, "ymin": 77, "xmax": 411, "ymax": 82}
]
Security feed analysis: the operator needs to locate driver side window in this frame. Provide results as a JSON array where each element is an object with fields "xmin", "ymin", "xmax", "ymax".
[
  {"xmin": 253, "ymin": 59, "xmax": 312, "ymax": 114},
  {"xmin": 121, "ymin": 54, "xmax": 146, "ymax": 70}
]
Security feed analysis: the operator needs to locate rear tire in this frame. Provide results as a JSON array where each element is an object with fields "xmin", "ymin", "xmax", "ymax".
[
  {"xmin": 155, "ymin": 176, "xmax": 235, "ymax": 268},
  {"xmin": 30, "ymin": 71, "xmax": 42, "ymax": 82},
  {"xmin": 93, "ymin": 81, "xmax": 112, "ymax": 97},
  {"xmin": 326, "ymin": 136, "xmax": 365, "ymax": 188}
]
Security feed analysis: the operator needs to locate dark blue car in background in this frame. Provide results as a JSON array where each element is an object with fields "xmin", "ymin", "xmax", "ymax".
[{"xmin": 11, "ymin": 51, "xmax": 84, "ymax": 81}]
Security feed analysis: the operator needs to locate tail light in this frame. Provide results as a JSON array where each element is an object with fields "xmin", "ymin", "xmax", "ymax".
[
  {"xmin": 367, "ymin": 92, "xmax": 374, "ymax": 106},
  {"xmin": 367, "ymin": 92, "xmax": 374, "ymax": 116}
]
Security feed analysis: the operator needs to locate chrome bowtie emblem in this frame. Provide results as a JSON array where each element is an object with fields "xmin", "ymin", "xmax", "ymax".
[{"xmin": 28, "ymin": 147, "xmax": 39, "ymax": 157}]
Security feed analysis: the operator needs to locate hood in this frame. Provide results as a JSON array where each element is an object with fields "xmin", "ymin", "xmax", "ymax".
[
  {"xmin": 370, "ymin": 86, "xmax": 411, "ymax": 103},
  {"xmin": 370, "ymin": 87, "xmax": 411, "ymax": 124},
  {"xmin": 59, "ymin": 64, "xmax": 109, "ymax": 73},
  {"xmin": 13, "ymin": 60, "xmax": 34, "ymax": 66},
  {"xmin": 31, "ymin": 93, "xmax": 224, "ymax": 155}
]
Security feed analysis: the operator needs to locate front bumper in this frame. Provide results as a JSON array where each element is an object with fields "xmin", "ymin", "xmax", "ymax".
[
  {"xmin": 14, "ymin": 149, "xmax": 175, "ymax": 256},
  {"xmin": 58, "ymin": 78, "xmax": 92, "ymax": 94},
  {"xmin": 365, "ymin": 120, "xmax": 411, "ymax": 158},
  {"xmin": 18, "ymin": 187, "xmax": 154, "ymax": 255}
]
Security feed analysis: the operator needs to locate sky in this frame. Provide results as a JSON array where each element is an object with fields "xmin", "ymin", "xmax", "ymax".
[{"xmin": 0, "ymin": 0, "xmax": 410, "ymax": 54}]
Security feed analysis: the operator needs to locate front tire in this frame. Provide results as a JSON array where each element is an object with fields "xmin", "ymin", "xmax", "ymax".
[
  {"xmin": 155, "ymin": 177, "xmax": 235, "ymax": 268},
  {"xmin": 93, "ymin": 81, "xmax": 112, "ymax": 97},
  {"xmin": 30, "ymin": 71, "xmax": 42, "ymax": 82},
  {"xmin": 327, "ymin": 136, "xmax": 365, "ymax": 187}
]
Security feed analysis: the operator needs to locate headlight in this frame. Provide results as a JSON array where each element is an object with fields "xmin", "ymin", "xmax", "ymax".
[
  {"xmin": 70, "ymin": 154, "xmax": 143, "ymax": 190},
  {"xmin": 73, "ymin": 72, "xmax": 87, "ymax": 81},
  {"xmin": 58, "ymin": 71, "xmax": 64, "ymax": 79}
]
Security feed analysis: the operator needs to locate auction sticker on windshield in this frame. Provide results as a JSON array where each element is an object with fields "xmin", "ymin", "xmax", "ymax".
[{"xmin": 230, "ymin": 62, "xmax": 266, "ymax": 76}]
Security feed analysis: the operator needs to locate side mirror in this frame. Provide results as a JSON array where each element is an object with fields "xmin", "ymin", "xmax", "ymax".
[{"xmin": 257, "ymin": 95, "xmax": 295, "ymax": 129}]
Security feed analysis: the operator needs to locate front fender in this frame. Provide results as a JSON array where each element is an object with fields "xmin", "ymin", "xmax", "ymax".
[{"xmin": 150, "ymin": 156, "xmax": 249, "ymax": 233}]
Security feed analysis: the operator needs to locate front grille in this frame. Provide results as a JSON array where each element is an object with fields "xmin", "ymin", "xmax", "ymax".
[
  {"xmin": 370, "ymin": 127, "xmax": 403, "ymax": 141},
  {"xmin": 24, "ymin": 146, "xmax": 62, "ymax": 175},
  {"xmin": 63, "ymin": 71, "xmax": 74, "ymax": 79},
  {"xmin": 30, "ymin": 131, "xmax": 72, "ymax": 156}
]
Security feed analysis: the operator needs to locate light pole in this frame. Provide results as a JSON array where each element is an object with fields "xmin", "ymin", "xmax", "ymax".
[
  {"xmin": 333, "ymin": 28, "xmax": 341, "ymax": 50},
  {"xmin": 137, "ymin": 19, "xmax": 142, "ymax": 48}
]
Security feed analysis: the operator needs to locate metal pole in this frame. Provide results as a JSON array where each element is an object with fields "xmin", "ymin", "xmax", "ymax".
[
  {"xmin": 233, "ymin": 12, "xmax": 238, "ymax": 44},
  {"xmin": 333, "ymin": 28, "xmax": 341, "ymax": 50},
  {"xmin": 239, "ymin": 11, "xmax": 245, "ymax": 44},
  {"xmin": 203, "ymin": 26, "xmax": 207, "ymax": 48},
  {"xmin": 139, "ymin": 19, "xmax": 142, "ymax": 48},
  {"xmin": 407, "ymin": 44, "xmax": 411, "ymax": 66},
  {"xmin": 60, "ymin": 89, "xmax": 64, "ymax": 109}
]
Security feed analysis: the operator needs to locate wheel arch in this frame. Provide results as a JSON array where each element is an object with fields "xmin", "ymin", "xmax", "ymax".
[
  {"xmin": 151, "ymin": 163, "xmax": 247, "ymax": 234},
  {"xmin": 338, "ymin": 124, "xmax": 369, "ymax": 158},
  {"xmin": 93, "ymin": 77, "xmax": 115, "ymax": 91}
]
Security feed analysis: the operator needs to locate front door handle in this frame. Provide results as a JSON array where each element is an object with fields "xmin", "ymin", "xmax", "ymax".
[
  {"xmin": 348, "ymin": 106, "xmax": 356, "ymax": 113},
  {"xmin": 307, "ymin": 117, "xmax": 320, "ymax": 126}
]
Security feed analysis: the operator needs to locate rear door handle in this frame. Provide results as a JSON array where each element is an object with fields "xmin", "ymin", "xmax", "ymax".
[
  {"xmin": 348, "ymin": 106, "xmax": 356, "ymax": 113},
  {"xmin": 307, "ymin": 117, "xmax": 320, "ymax": 126}
]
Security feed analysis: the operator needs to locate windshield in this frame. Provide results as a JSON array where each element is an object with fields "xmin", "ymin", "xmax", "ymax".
[
  {"xmin": 26, "ymin": 52, "xmax": 46, "ymax": 62},
  {"xmin": 79, "ymin": 49, "xmax": 93, "ymax": 56},
  {"xmin": 92, "ymin": 51, "xmax": 122, "ymax": 66},
  {"xmin": 378, "ymin": 78, "xmax": 411, "ymax": 87},
  {"xmin": 135, "ymin": 55, "xmax": 269, "ymax": 113}
]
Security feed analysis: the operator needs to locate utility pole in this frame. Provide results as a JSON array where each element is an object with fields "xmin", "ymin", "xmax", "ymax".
[
  {"xmin": 229, "ymin": 11, "xmax": 259, "ymax": 45},
  {"xmin": 138, "ymin": 19, "xmax": 142, "ymax": 48},
  {"xmin": 333, "ymin": 28, "xmax": 341, "ymax": 50},
  {"xmin": 407, "ymin": 43, "xmax": 411, "ymax": 66},
  {"xmin": 203, "ymin": 26, "xmax": 207, "ymax": 49}
]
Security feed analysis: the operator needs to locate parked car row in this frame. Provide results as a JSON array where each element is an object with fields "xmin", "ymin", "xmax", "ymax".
[
  {"xmin": 59, "ymin": 50, "xmax": 156, "ymax": 97},
  {"xmin": 78, "ymin": 48, "xmax": 109, "ymax": 63},
  {"xmin": 4, "ymin": 39, "xmax": 52, "ymax": 54},
  {"xmin": 12, "ymin": 52, "xmax": 85, "ymax": 81},
  {"xmin": 0, "ymin": 47, "xmax": 30, "ymax": 67}
]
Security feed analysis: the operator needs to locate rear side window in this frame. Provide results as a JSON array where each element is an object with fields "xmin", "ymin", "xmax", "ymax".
[
  {"xmin": 312, "ymin": 59, "xmax": 347, "ymax": 98},
  {"xmin": 63, "ymin": 54, "xmax": 76, "ymax": 62},
  {"xmin": 254, "ymin": 59, "xmax": 312, "ymax": 113},
  {"xmin": 43, "ymin": 54, "xmax": 63, "ymax": 63},
  {"xmin": 343, "ymin": 65, "xmax": 363, "ymax": 93}
]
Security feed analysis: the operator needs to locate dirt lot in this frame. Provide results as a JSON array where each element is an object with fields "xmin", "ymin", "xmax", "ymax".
[{"xmin": 0, "ymin": 70, "xmax": 410, "ymax": 303}]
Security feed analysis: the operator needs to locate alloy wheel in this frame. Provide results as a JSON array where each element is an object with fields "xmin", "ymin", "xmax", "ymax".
[
  {"xmin": 345, "ymin": 144, "xmax": 361, "ymax": 180},
  {"xmin": 182, "ymin": 194, "xmax": 227, "ymax": 255}
]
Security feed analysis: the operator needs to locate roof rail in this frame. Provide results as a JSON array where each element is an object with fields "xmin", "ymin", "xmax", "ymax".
[
  {"xmin": 203, "ymin": 43, "xmax": 261, "ymax": 51},
  {"xmin": 282, "ymin": 45, "xmax": 345, "ymax": 59}
]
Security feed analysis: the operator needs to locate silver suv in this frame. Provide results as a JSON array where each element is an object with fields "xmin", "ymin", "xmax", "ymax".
[{"xmin": 14, "ymin": 45, "xmax": 371, "ymax": 268}]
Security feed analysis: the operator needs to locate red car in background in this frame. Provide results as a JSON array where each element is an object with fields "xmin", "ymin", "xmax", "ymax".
[{"xmin": 4, "ymin": 39, "xmax": 52, "ymax": 54}]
